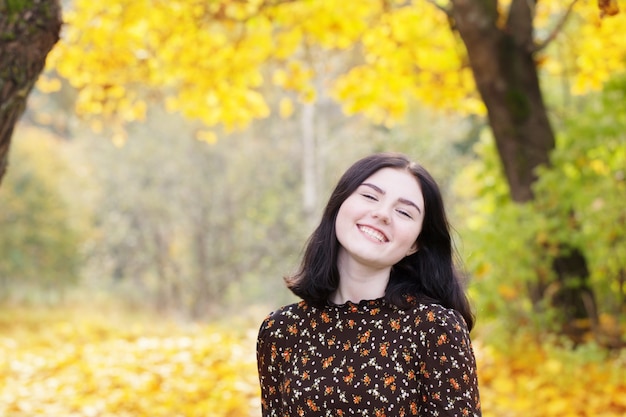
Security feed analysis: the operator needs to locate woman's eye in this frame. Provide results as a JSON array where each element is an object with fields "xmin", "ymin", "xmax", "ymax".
[
  {"xmin": 397, "ymin": 209, "xmax": 413, "ymax": 219},
  {"xmin": 361, "ymin": 193, "xmax": 377, "ymax": 201}
]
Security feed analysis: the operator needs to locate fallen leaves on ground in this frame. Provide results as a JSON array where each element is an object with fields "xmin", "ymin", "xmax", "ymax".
[
  {"xmin": 0, "ymin": 308, "xmax": 260, "ymax": 417},
  {"xmin": 476, "ymin": 332, "xmax": 626, "ymax": 417}
]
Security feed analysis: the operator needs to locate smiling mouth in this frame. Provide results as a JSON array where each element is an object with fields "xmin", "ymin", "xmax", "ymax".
[{"xmin": 358, "ymin": 225, "xmax": 388, "ymax": 243}]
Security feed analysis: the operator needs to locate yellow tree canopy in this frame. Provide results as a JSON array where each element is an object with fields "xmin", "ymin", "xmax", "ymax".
[{"xmin": 43, "ymin": 0, "xmax": 626, "ymax": 131}]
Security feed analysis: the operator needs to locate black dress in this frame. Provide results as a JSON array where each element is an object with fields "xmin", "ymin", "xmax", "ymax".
[{"xmin": 257, "ymin": 297, "xmax": 481, "ymax": 416}]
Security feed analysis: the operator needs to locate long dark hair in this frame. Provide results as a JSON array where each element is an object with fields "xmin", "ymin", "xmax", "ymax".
[{"xmin": 285, "ymin": 152, "xmax": 475, "ymax": 330}]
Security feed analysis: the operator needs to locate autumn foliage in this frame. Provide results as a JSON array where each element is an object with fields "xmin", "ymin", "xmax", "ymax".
[
  {"xmin": 0, "ymin": 309, "xmax": 260, "ymax": 417},
  {"xmin": 1, "ymin": 308, "xmax": 625, "ymax": 417},
  {"xmin": 476, "ymin": 334, "xmax": 626, "ymax": 417},
  {"xmin": 44, "ymin": 0, "xmax": 626, "ymax": 131}
]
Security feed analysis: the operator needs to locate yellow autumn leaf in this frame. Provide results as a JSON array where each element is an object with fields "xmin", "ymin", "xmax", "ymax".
[
  {"xmin": 299, "ymin": 86, "xmax": 317, "ymax": 104},
  {"xmin": 274, "ymin": 29, "xmax": 303, "ymax": 59},
  {"xmin": 279, "ymin": 97, "xmax": 294, "ymax": 118}
]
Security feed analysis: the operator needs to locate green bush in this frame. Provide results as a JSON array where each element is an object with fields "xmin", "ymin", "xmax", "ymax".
[
  {"xmin": 455, "ymin": 74, "xmax": 626, "ymax": 343},
  {"xmin": 0, "ymin": 127, "xmax": 86, "ymax": 302}
]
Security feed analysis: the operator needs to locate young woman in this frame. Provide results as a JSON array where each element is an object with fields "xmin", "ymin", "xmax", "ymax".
[{"xmin": 257, "ymin": 152, "xmax": 481, "ymax": 416}]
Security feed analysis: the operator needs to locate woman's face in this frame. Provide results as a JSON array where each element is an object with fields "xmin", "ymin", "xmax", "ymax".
[{"xmin": 335, "ymin": 167, "xmax": 425, "ymax": 271}]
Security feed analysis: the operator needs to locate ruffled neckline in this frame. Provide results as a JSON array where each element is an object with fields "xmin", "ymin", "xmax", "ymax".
[{"xmin": 326, "ymin": 297, "xmax": 387, "ymax": 311}]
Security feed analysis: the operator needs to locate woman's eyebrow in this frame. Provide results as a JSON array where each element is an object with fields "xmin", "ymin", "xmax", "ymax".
[
  {"xmin": 361, "ymin": 182, "xmax": 384, "ymax": 194},
  {"xmin": 361, "ymin": 183, "xmax": 422, "ymax": 214},
  {"xmin": 399, "ymin": 197, "xmax": 422, "ymax": 214}
]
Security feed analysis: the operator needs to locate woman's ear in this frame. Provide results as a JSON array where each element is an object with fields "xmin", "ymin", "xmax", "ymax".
[{"xmin": 406, "ymin": 242, "xmax": 419, "ymax": 257}]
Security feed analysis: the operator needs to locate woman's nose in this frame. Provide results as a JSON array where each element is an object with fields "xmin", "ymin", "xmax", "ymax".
[{"xmin": 371, "ymin": 207, "xmax": 391, "ymax": 224}]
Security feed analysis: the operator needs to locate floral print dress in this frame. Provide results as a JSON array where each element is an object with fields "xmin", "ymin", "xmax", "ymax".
[{"xmin": 256, "ymin": 298, "xmax": 481, "ymax": 417}]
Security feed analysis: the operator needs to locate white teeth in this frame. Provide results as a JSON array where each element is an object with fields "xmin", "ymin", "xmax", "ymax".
[{"xmin": 359, "ymin": 226, "xmax": 386, "ymax": 242}]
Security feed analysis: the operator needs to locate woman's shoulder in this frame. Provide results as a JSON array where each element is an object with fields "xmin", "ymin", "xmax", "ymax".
[
  {"xmin": 262, "ymin": 299, "xmax": 314, "ymax": 321},
  {"xmin": 257, "ymin": 300, "xmax": 313, "ymax": 340},
  {"xmin": 403, "ymin": 300, "xmax": 471, "ymax": 336}
]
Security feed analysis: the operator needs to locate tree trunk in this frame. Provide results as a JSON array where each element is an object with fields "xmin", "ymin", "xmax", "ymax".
[
  {"xmin": 450, "ymin": 0, "xmax": 553, "ymax": 202},
  {"xmin": 450, "ymin": 0, "xmax": 597, "ymax": 338},
  {"xmin": 0, "ymin": 0, "xmax": 62, "ymax": 186}
]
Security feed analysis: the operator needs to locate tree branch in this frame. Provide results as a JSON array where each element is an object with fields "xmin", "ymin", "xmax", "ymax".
[{"xmin": 533, "ymin": 0, "xmax": 578, "ymax": 53}]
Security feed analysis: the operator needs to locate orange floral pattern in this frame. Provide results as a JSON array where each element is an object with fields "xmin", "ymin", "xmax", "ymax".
[{"xmin": 257, "ymin": 298, "xmax": 481, "ymax": 416}]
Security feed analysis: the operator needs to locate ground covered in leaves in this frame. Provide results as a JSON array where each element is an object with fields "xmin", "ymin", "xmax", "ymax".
[{"xmin": 0, "ymin": 307, "xmax": 624, "ymax": 417}]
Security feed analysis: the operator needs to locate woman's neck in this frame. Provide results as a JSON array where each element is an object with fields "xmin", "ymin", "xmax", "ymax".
[{"xmin": 330, "ymin": 253, "xmax": 391, "ymax": 304}]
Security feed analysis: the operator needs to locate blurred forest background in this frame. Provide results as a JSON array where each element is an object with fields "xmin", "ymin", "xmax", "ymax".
[{"xmin": 1, "ymin": 0, "xmax": 625, "ymax": 416}]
